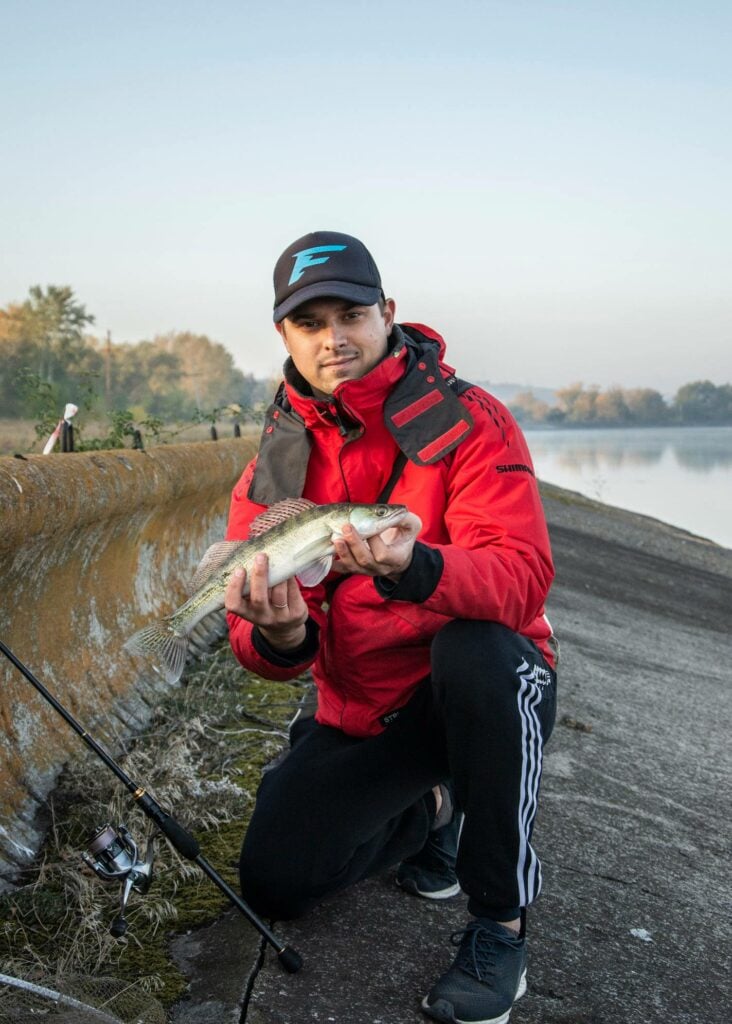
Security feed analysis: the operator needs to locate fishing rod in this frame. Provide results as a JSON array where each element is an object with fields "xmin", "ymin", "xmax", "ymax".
[{"xmin": 0, "ymin": 638, "xmax": 302, "ymax": 973}]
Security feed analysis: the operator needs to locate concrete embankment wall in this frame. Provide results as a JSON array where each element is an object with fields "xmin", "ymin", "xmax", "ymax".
[{"xmin": 0, "ymin": 439, "xmax": 257, "ymax": 888}]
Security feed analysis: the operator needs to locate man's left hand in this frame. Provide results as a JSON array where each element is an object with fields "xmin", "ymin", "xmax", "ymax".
[{"xmin": 332, "ymin": 511, "xmax": 422, "ymax": 581}]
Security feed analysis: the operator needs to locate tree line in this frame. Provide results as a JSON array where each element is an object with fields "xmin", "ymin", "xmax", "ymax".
[
  {"xmin": 510, "ymin": 380, "xmax": 732, "ymax": 427},
  {"xmin": 0, "ymin": 286, "xmax": 276, "ymax": 431},
  {"xmin": 2, "ymin": 286, "xmax": 730, "ymax": 437}
]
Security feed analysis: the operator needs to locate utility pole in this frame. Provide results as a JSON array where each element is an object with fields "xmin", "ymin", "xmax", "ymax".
[{"xmin": 105, "ymin": 331, "xmax": 112, "ymax": 403}]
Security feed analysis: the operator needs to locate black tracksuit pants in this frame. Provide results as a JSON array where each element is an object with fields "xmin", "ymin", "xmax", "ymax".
[{"xmin": 239, "ymin": 620, "xmax": 557, "ymax": 922}]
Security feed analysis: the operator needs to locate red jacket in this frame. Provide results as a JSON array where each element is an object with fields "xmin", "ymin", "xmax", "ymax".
[{"xmin": 226, "ymin": 324, "xmax": 556, "ymax": 738}]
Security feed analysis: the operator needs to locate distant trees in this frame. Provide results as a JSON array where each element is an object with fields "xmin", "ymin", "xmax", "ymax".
[
  {"xmin": 107, "ymin": 340, "xmax": 188, "ymax": 418},
  {"xmin": 0, "ymin": 286, "xmax": 96, "ymax": 416},
  {"xmin": 3, "ymin": 285, "xmax": 731, "ymax": 431},
  {"xmin": 91, "ymin": 331, "xmax": 268, "ymax": 419},
  {"xmin": 673, "ymin": 380, "xmax": 732, "ymax": 424},
  {"xmin": 151, "ymin": 331, "xmax": 254, "ymax": 411},
  {"xmin": 1, "ymin": 286, "xmax": 275, "ymax": 425},
  {"xmin": 510, "ymin": 381, "xmax": 732, "ymax": 426},
  {"xmin": 509, "ymin": 390, "xmax": 552, "ymax": 424},
  {"xmin": 623, "ymin": 388, "xmax": 670, "ymax": 424}
]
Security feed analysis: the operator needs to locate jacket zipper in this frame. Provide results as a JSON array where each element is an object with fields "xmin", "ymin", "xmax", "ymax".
[
  {"xmin": 327, "ymin": 397, "xmax": 365, "ymax": 503},
  {"xmin": 326, "ymin": 399, "xmax": 349, "ymax": 437},
  {"xmin": 327, "ymin": 393, "xmax": 366, "ymax": 725}
]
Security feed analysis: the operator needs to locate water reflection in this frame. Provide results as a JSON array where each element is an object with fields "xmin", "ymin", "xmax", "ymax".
[
  {"xmin": 527, "ymin": 427, "xmax": 732, "ymax": 472},
  {"xmin": 672, "ymin": 441, "xmax": 732, "ymax": 472},
  {"xmin": 523, "ymin": 426, "xmax": 732, "ymax": 548},
  {"xmin": 550, "ymin": 444, "xmax": 663, "ymax": 472}
]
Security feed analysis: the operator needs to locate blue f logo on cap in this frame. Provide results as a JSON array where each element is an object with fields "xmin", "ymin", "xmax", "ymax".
[{"xmin": 288, "ymin": 244, "xmax": 347, "ymax": 285}]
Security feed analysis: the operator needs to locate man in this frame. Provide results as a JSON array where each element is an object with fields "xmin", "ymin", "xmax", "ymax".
[{"xmin": 224, "ymin": 230, "xmax": 557, "ymax": 1024}]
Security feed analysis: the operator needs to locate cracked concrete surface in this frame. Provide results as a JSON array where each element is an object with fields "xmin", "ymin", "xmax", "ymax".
[{"xmin": 170, "ymin": 486, "xmax": 732, "ymax": 1023}]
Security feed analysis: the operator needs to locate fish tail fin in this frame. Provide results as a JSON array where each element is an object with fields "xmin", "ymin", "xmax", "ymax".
[{"xmin": 124, "ymin": 622, "xmax": 188, "ymax": 684}]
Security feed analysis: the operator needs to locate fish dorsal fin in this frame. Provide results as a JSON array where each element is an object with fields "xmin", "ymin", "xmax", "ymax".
[
  {"xmin": 189, "ymin": 540, "xmax": 245, "ymax": 593},
  {"xmin": 249, "ymin": 498, "xmax": 317, "ymax": 536}
]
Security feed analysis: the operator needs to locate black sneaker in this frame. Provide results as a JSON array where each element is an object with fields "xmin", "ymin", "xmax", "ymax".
[
  {"xmin": 396, "ymin": 789, "xmax": 462, "ymax": 900},
  {"xmin": 422, "ymin": 918, "xmax": 527, "ymax": 1024}
]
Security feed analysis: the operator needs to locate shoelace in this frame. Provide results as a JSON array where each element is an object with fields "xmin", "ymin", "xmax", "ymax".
[{"xmin": 450, "ymin": 921, "xmax": 521, "ymax": 983}]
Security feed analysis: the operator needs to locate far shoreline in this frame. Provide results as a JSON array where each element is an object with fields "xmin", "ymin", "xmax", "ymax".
[{"xmin": 521, "ymin": 422, "xmax": 732, "ymax": 432}]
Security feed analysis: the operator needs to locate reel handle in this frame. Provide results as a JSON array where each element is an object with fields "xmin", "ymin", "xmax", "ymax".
[{"xmin": 110, "ymin": 917, "xmax": 128, "ymax": 938}]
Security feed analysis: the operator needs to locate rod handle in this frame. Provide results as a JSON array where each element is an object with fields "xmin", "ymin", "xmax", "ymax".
[
  {"xmin": 277, "ymin": 946, "xmax": 303, "ymax": 973},
  {"xmin": 135, "ymin": 793, "xmax": 200, "ymax": 859}
]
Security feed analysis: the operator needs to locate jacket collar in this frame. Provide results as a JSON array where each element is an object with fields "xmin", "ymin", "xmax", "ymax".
[
  {"xmin": 282, "ymin": 323, "xmax": 419, "ymax": 429},
  {"xmin": 246, "ymin": 324, "xmax": 471, "ymax": 505}
]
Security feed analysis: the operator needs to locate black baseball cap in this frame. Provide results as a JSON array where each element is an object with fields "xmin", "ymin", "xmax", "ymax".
[{"xmin": 272, "ymin": 230, "xmax": 383, "ymax": 322}]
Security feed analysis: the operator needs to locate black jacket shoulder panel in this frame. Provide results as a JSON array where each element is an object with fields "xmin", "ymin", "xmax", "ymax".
[
  {"xmin": 385, "ymin": 328, "xmax": 474, "ymax": 466},
  {"xmin": 247, "ymin": 384, "xmax": 312, "ymax": 504}
]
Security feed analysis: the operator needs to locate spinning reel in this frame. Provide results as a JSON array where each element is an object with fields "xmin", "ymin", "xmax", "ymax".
[{"xmin": 82, "ymin": 823, "xmax": 155, "ymax": 937}]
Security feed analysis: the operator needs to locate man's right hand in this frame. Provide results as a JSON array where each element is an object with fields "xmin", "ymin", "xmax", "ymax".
[{"xmin": 224, "ymin": 553, "xmax": 309, "ymax": 651}]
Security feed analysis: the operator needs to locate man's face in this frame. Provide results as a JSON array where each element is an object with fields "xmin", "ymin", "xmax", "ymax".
[{"xmin": 276, "ymin": 297, "xmax": 396, "ymax": 398}]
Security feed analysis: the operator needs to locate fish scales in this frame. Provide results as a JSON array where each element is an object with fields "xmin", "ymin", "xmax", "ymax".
[
  {"xmin": 124, "ymin": 500, "xmax": 408, "ymax": 684},
  {"xmin": 169, "ymin": 502, "xmax": 356, "ymax": 628}
]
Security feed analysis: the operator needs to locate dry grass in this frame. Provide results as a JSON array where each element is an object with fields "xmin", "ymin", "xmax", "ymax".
[
  {"xmin": 0, "ymin": 419, "xmax": 260, "ymax": 456},
  {"xmin": 0, "ymin": 419, "xmax": 37, "ymax": 455},
  {"xmin": 0, "ymin": 645, "xmax": 306, "ymax": 1004}
]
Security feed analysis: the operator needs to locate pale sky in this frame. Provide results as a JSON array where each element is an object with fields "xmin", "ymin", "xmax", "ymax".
[{"xmin": 1, "ymin": 0, "xmax": 730, "ymax": 394}]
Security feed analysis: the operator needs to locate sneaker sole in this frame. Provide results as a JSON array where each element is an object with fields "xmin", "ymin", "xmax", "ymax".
[
  {"xmin": 421, "ymin": 969, "xmax": 527, "ymax": 1024},
  {"xmin": 396, "ymin": 877, "xmax": 462, "ymax": 900}
]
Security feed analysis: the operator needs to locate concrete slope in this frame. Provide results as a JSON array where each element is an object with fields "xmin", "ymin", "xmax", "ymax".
[{"xmin": 171, "ymin": 484, "xmax": 732, "ymax": 1024}]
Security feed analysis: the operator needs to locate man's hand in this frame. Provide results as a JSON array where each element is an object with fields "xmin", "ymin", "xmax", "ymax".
[
  {"xmin": 332, "ymin": 511, "xmax": 422, "ymax": 581},
  {"xmin": 224, "ymin": 553, "xmax": 309, "ymax": 651}
]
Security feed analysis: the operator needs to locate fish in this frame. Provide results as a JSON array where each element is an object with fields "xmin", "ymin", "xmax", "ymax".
[{"xmin": 124, "ymin": 498, "xmax": 409, "ymax": 684}]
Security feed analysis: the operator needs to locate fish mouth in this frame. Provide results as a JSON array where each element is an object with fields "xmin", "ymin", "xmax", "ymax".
[
  {"xmin": 384, "ymin": 506, "xmax": 409, "ymax": 525},
  {"xmin": 333, "ymin": 504, "xmax": 409, "ymax": 541}
]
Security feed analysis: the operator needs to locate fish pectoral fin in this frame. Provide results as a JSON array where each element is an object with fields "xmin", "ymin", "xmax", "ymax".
[
  {"xmin": 296, "ymin": 555, "xmax": 333, "ymax": 588},
  {"xmin": 189, "ymin": 540, "xmax": 245, "ymax": 593}
]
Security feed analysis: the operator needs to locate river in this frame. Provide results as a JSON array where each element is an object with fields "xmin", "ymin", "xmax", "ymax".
[{"xmin": 523, "ymin": 426, "xmax": 732, "ymax": 550}]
